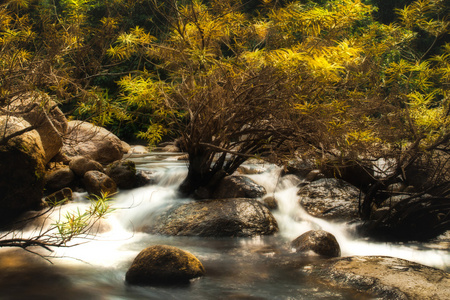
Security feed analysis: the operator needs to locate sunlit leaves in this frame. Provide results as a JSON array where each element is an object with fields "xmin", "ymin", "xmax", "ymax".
[
  {"xmin": 268, "ymin": 0, "xmax": 373, "ymax": 46},
  {"xmin": 397, "ymin": 0, "xmax": 449, "ymax": 37},
  {"xmin": 108, "ymin": 26, "xmax": 156, "ymax": 60}
]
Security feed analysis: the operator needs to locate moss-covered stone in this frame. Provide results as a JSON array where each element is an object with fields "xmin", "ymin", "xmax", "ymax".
[{"xmin": 125, "ymin": 245, "xmax": 205, "ymax": 285}]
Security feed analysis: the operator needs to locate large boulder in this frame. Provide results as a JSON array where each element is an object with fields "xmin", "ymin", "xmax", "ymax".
[
  {"xmin": 297, "ymin": 178, "xmax": 363, "ymax": 222},
  {"xmin": 126, "ymin": 245, "xmax": 205, "ymax": 286},
  {"xmin": 8, "ymin": 93, "xmax": 68, "ymax": 164},
  {"xmin": 62, "ymin": 121, "xmax": 124, "ymax": 164},
  {"xmin": 212, "ymin": 176, "xmax": 266, "ymax": 199},
  {"xmin": 0, "ymin": 116, "xmax": 46, "ymax": 215},
  {"xmin": 105, "ymin": 160, "xmax": 137, "ymax": 189},
  {"xmin": 291, "ymin": 230, "xmax": 341, "ymax": 257},
  {"xmin": 301, "ymin": 256, "xmax": 450, "ymax": 299},
  {"xmin": 145, "ymin": 198, "xmax": 278, "ymax": 237},
  {"xmin": 83, "ymin": 170, "xmax": 117, "ymax": 197}
]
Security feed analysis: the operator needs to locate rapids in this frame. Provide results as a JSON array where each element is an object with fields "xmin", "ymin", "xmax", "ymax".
[{"xmin": 2, "ymin": 151, "xmax": 449, "ymax": 299}]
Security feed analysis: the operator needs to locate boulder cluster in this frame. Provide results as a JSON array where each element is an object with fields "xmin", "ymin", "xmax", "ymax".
[{"xmin": 0, "ymin": 93, "xmax": 150, "ymax": 221}]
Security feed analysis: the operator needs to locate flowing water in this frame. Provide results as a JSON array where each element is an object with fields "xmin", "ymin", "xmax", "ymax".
[{"xmin": 2, "ymin": 151, "xmax": 449, "ymax": 299}]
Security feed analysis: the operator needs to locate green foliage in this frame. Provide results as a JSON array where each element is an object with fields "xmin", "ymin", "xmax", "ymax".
[
  {"xmin": 52, "ymin": 192, "xmax": 114, "ymax": 244},
  {"xmin": 1, "ymin": 0, "xmax": 449, "ymax": 184}
]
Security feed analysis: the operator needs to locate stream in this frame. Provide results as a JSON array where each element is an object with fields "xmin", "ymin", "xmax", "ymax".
[{"xmin": 2, "ymin": 150, "xmax": 450, "ymax": 299}]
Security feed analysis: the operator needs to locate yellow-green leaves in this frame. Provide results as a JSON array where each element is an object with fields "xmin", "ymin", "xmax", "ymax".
[
  {"xmin": 108, "ymin": 26, "xmax": 156, "ymax": 60},
  {"xmin": 269, "ymin": 0, "xmax": 373, "ymax": 46},
  {"xmin": 397, "ymin": 0, "xmax": 449, "ymax": 37}
]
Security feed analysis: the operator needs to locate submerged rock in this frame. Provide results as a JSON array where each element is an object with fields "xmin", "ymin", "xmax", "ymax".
[
  {"xmin": 297, "ymin": 178, "xmax": 363, "ymax": 221},
  {"xmin": 145, "ymin": 198, "xmax": 278, "ymax": 237},
  {"xmin": 291, "ymin": 230, "xmax": 341, "ymax": 257},
  {"xmin": 301, "ymin": 256, "xmax": 450, "ymax": 299},
  {"xmin": 125, "ymin": 245, "xmax": 205, "ymax": 285}
]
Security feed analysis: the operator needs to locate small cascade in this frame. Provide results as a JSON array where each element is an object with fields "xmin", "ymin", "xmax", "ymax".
[{"xmin": 246, "ymin": 167, "xmax": 450, "ymax": 271}]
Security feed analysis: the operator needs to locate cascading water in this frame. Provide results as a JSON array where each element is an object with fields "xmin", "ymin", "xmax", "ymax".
[
  {"xmin": 2, "ymin": 151, "xmax": 449, "ymax": 299},
  {"xmin": 247, "ymin": 166, "xmax": 450, "ymax": 271}
]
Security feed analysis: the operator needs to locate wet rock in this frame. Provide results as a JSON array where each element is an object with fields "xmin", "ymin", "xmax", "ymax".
[
  {"xmin": 83, "ymin": 170, "xmax": 117, "ymax": 197},
  {"xmin": 386, "ymin": 182, "xmax": 407, "ymax": 193},
  {"xmin": 301, "ymin": 256, "xmax": 450, "ymax": 299},
  {"xmin": 44, "ymin": 167, "xmax": 75, "ymax": 192},
  {"xmin": 62, "ymin": 121, "xmax": 124, "ymax": 164},
  {"xmin": 105, "ymin": 160, "xmax": 137, "ymax": 189},
  {"xmin": 282, "ymin": 158, "xmax": 316, "ymax": 177},
  {"xmin": 297, "ymin": 178, "xmax": 363, "ymax": 222},
  {"xmin": 378, "ymin": 194, "xmax": 410, "ymax": 208},
  {"xmin": 262, "ymin": 196, "xmax": 278, "ymax": 210},
  {"xmin": 125, "ymin": 245, "xmax": 205, "ymax": 285},
  {"xmin": 69, "ymin": 156, "xmax": 104, "ymax": 177},
  {"xmin": 291, "ymin": 230, "xmax": 340, "ymax": 257},
  {"xmin": 236, "ymin": 165, "xmax": 267, "ymax": 175},
  {"xmin": 322, "ymin": 160, "xmax": 375, "ymax": 191},
  {"xmin": 305, "ymin": 169, "xmax": 325, "ymax": 182},
  {"xmin": 135, "ymin": 170, "xmax": 155, "ymax": 187},
  {"xmin": 213, "ymin": 176, "xmax": 266, "ymax": 199},
  {"xmin": 370, "ymin": 207, "xmax": 391, "ymax": 221},
  {"xmin": 146, "ymin": 198, "xmax": 278, "ymax": 237},
  {"xmin": 0, "ymin": 116, "xmax": 46, "ymax": 216}
]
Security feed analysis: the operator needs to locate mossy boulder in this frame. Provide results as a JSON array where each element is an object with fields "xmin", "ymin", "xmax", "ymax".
[
  {"xmin": 0, "ymin": 116, "xmax": 46, "ymax": 217},
  {"xmin": 125, "ymin": 245, "xmax": 205, "ymax": 285},
  {"xmin": 145, "ymin": 198, "xmax": 278, "ymax": 237}
]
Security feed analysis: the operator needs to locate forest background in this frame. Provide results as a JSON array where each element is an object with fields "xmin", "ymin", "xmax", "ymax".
[{"xmin": 1, "ymin": 0, "xmax": 449, "ymax": 240}]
